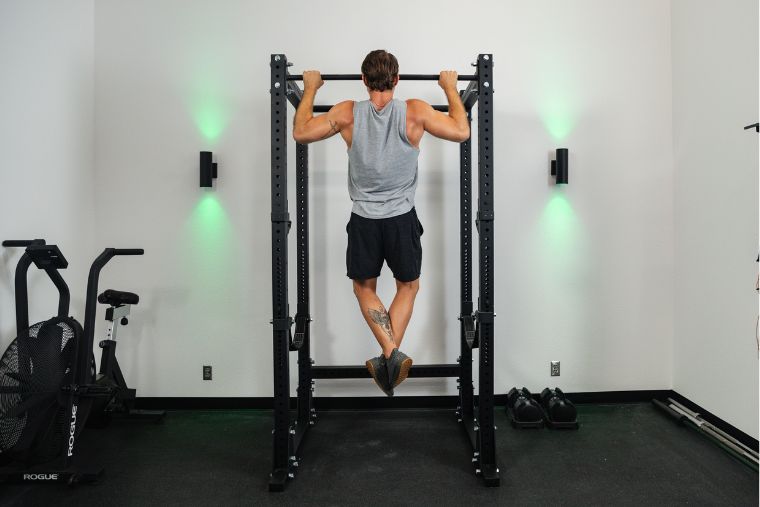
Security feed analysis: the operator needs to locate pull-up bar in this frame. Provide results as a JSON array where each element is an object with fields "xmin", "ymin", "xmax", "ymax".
[
  {"xmin": 312, "ymin": 104, "xmax": 450, "ymax": 113},
  {"xmin": 287, "ymin": 73, "xmax": 478, "ymax": 81},
  {"xmin": 286, "ymin": 74, "xmax": 479, "ymax": 113}
]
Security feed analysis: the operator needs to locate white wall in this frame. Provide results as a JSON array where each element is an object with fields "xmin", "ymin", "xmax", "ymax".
[
  {"xmin": 0, "ymin": 1, "xmax": 95, "ymax": 345},
  {"xmin": 92, "ymin": 0, "xmax": 675, "ymax": 398},
  {"xmin": 4, "ymin": 0, "xmax": 755, "ymax": 440},
  {"xmin": 672, "ymin": 0, "xmax": 759, "ymax": 438}
]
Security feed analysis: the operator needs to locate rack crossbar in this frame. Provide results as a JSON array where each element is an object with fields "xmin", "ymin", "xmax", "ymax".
[{"xmin": 312, "ymin": 364, "xmax": 460, "ymax": 379}]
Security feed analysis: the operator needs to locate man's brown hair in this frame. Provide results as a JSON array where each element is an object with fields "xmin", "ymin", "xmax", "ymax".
[{"xmin": 361, "ymin": 50, "xmax": 399, "ymax": 92}]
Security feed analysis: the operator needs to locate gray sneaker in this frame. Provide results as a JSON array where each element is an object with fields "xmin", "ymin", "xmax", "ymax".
[
  {"xmin": 386, "ymin": 348, "xmax": 413, "ymax": 388},
  {"xmin": 366, "ymin": 355, "xmax": 393, "ymax": 396}
]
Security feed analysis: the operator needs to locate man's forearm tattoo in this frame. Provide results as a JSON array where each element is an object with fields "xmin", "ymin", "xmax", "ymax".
[{"xmin": 369, "ymin": 308, "xmax": 394, "ymax": 343}]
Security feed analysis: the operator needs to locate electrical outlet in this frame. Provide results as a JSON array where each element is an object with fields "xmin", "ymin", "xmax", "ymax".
[
  {"xmin": 550, "ymin": 361, "xmax": 560, "ymax": 376},
  {"xmin": 203, "ymin": 365, "xmax": 212, "ymax": 380}
]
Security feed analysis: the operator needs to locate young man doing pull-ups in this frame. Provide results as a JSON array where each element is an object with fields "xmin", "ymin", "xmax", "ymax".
[{"xmin": 292, "ymin": 49, "xmax": 469, "ymax": 396}]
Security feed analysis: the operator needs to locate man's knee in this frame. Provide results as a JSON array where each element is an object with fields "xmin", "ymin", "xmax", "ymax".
[
  {"xmin": 353, "ymin": 278, "xmax": 377, "ymax": 297},
  {"xmin": 396, "ymin": 278, "xmax": 420, "ymax": 295}
]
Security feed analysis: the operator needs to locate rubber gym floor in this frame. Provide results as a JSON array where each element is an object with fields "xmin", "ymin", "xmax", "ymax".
[{"xmin": 1, "ymin": 403, "xmax": 757, "ymax": 506}]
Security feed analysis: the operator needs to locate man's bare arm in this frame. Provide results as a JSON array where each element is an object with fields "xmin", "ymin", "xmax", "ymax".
[
  {"xmin": 413, "ymin": 71, "xmax": 470, "ymax": 143},
  {"xmin": 293, "ymin": 70, "xmax": 351, "ymax": 144}
]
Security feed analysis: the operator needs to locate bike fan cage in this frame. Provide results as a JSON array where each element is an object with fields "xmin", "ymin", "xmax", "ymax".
[{"xmin": 269, "ymin": 53, "xmax": 498, "ymax": 491}]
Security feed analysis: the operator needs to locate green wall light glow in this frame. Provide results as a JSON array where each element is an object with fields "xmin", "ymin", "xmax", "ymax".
[
  {"xmin": 176, "ymin": 185, "xmax": 241, "ymax": 343},
  {"xmin": 189, "ymin": 75, "xmax": 230, "ymax": 143},
  {"xmin": 535, "ymin": 53, "xmax": 577, "ymax": 142},
  {"xmin": 541, "ymin": 190, "xmax": 578, "ymax": 256},
  {"xmin": 539, "ymin": 95, "xmax": 575, "ymax": 142},
  {"xmin": 194, "ymin": 104, "xmax": 227, "ymax": 142},
  {"xmin": 195, "ymin": 192, "xmax": 227, "ymax": 233},
  {"xmin": 182, "ymin": 192, "xmax": 236, "ymax": 292}
]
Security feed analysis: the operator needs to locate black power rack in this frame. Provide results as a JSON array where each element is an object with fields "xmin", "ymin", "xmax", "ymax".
[{"xmin": 269, "ymin": 53, "xmax": 498, "ymax": 490}]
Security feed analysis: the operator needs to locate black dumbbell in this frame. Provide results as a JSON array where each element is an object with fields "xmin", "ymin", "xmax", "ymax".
[
  {"xmin": 540, "ymin": 387, "xmax": 578, "ymax": 428},
  {"xmin": 506, "ymin": 387, "xmax": 544, "ymax": 428}
]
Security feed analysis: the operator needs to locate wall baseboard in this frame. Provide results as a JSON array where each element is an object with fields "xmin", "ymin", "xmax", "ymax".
[
  {"xmin": 135, "ymin": 390, "xmax": 671, "ymax": 411},
  {"xmin": 134, "ymin": 389, "xmax": 757, "ymax": 450}
]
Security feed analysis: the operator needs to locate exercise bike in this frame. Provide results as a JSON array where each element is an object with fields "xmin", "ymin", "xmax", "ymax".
[
  {"xmin": 0, "ymin": 242, "xmax": 144, "ymax": 483},
  {"xmin": 87, "ymin": 288, "xmax": 165, "ymax": 426},
  {"xmin": 2, "ymin": 240, "xmax": 163, "ymax": 429}
]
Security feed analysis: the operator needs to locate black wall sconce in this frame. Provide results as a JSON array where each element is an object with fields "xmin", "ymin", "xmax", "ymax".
[
  {"xmin": 200, "ymin": 151, "xmax": 218, "ymax": 187},
  {"xmin": 550, "ymin": 148, "xmax": 569, "ymax": 184}
]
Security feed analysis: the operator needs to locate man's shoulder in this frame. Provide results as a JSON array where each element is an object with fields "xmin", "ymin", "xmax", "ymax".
[
  {"xmin": 333, "ymin": 100, "xmax": 356, "ymax": 111},
  {"xmin": 405, "ymin": 99, "xmax": 430, "ymax": 121},
  {"xmin": 405, "ymin": 98, "xmax": 429, "ymax": 108},
  {"xmin": 332, "ymin": 100, "xmax": 356, "ymax": 123}
]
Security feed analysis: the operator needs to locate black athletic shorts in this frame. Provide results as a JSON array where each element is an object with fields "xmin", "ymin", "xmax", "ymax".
[{"xmin": 346, "ymin": 208, "xmax": 424, "ymax": 282}]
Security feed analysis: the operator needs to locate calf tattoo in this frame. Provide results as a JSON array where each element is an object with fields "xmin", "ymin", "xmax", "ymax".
[{"xmin": 369, "ymin": 308, "xmax": 394, "ymax": 343}]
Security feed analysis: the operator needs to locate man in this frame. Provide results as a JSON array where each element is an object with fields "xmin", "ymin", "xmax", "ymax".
[{"xmin": 293, "ymin": 49, "xmax": 469, "ymax": 396}]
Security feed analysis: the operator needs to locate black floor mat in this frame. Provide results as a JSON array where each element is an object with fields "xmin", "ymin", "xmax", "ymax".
[{"xmin": 1, "ymin": 403, "xmax": 757, "ymax": 506}]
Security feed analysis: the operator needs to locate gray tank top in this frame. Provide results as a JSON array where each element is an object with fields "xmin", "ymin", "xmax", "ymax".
[{"xmin": 347, "ymin": 99, "xmax": 420, "ymax": 219}]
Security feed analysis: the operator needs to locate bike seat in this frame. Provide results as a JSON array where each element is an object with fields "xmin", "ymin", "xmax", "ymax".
[{"xmin": 98, "ymin": 289, "xmax": 139, "ymax": 306}]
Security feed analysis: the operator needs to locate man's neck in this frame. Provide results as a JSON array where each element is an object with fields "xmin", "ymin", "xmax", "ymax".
[{"xmin": 368, "ymin": 90, "xmax": 394, "ymax": 110}]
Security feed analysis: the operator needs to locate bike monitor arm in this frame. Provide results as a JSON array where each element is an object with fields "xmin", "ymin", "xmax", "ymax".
[
  {"xmin": 6, "ymin": 241, "xmax": 71, "ymax": 334},
  {"xmin": 3, "ymin": 239, "xmax": 46, "ymax": 247}
]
